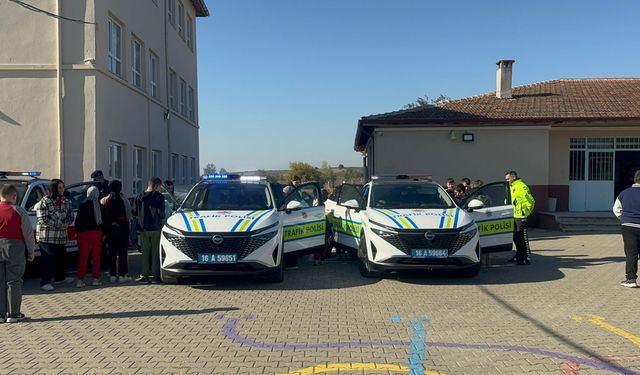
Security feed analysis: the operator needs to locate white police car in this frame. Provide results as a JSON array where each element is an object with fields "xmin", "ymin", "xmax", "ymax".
[
  {"xmin": 325, "ymin": 176, "xmax": 514, "ymax": 278},
  {"xmin": 159, "ymin": 174, "xmax": 326, "ymax": 283}
]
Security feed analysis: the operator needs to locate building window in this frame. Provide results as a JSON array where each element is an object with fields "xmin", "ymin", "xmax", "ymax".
[
  {"xmin": 131, "ymin": 38, "xmax": 143, "ymax": 89},
  {"xmin": 133, "ymin": 147, "xmax": 145, "ymax": 194},
  {"xmin": 171, "ymin": 153, "xmax": 179, "ymax": 181},
  {"xmin": 108, "ymin": 143, "xmax": 124, "ymax": 180},
  {"xmin": 181, "ymin": 156, "xmax": 188, "ymax": 184},
  {"xmin": 167, "ymin": 0, "xmax": 175, "ymax": 26},
  {"xmin": 177, "ymin": 2, "xmax": 185, "ymax": 39},
  {"xmin": 190, "ymin": 157, "xmax": 196, "ymax": 183},
  {"xmin": 180, "ymin": 79, "xmax": 187, "ymax": 116},
  {"xmin": 152, "ymin": 150, "xmax": 162, "ymax": 178},
  {"xmin": 188, "ymin": 86, "xmax": 195, "ymax": 121},
  {"xmin": 108, "ymin": 18, "xmax": 122, "ymax": 76},
  {"xmin": 169, "ymin": 69, "xmax": 177, "ymax": 110},
  {"xmin": 186, "ymin": 16, "xmax": 193, "ymax": 49},
  {"xmin": 149, "ymin": 51, "xmax": 159, "ymax": 99}
]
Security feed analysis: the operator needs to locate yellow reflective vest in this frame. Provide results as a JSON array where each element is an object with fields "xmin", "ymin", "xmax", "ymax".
[{"xmin": 510, "ymin": 179, "xmax": 535, "ymax": 219}]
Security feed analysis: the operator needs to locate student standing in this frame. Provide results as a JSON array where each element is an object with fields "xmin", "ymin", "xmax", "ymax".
[
  {"xmin": 0, "ymin": 184, "xmax": 36, "ymax": 322},
  {"xmin": 101, "ymin": 180, "xmax": 132, "ymax": 283},
  {"xmin": 35, "ymin": 179, "xmax": 75, "ymax": 291},
  {"xmin": 612, "ymin": 170, "xmax": 640, "ymax": 288},
  {"xmin": 134, "ymin": 177, "xmax": 165, "ymax": 283},
  {"xmin": 75, "ymin": 186, "xmax": 105, "ymax": 287}
]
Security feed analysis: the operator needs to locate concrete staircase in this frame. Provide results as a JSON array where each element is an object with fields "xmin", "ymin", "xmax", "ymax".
[{"xmin": 538, "ymin": 211, "xmax": 620, "ymax": 232}]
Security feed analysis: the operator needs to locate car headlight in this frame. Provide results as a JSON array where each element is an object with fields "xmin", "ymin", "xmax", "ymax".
[
  {"xmin": 162, "ymin": 224, "xmax": 184, "ymax": 239},
  {"xmin": 460, "ymin": 222, "xmax": 478, "ymax": 236},
  {"xmin": 370, "ymin": 220, "xmax": 397, "ymax": 238}
]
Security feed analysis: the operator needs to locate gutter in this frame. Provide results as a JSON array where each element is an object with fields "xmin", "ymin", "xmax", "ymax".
[{"xmin": 56, "ymin": 0, "xmax": 64, "ymax": 178}]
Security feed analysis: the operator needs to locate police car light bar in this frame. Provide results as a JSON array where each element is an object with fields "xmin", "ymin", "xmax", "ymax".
[
  {"xmin": 201, "ymin": 174, "xmax": 230, "ymax": 180},
  {"xmin": 240, "ymin": 176, "xmax": 266, "ymax": 181},
  {"xmin": 0, "ymin": 171, "xmax": 41, "ymax": 178}
]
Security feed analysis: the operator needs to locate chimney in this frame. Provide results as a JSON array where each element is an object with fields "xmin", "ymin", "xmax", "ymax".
[{"xmin": 496, "ymin": 59, "xmax": 515, "ymax": 99}]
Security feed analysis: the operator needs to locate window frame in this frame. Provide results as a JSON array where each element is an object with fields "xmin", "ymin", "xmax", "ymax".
[
  {"xmin": 131, "ymin": 37, "xmax": 144, "ymax": 89},
  {"xmin": 167, "ymin": 0, "xmax": 175, "ymax": 26},
  {"xmin": 108, "ymin": 142, "xmax": 124, "ymax": 180},
  {"xmin": 180, "ymin": 78, "xmax": 187, "ymax": 116},
  {"xmin": 181, "ymin": 155, "xmax": 188, "ymax": 184},
  {"xmin": 108, "ymin": 18, "xmax": 123, "ymax": 76},
  {"xmin": 188, "ymin": 86, "xmax": 195, "ymax": 121},
  {"xmin": 169, "ymin": 69, "xmax": 177, "ymax": 110},
  {"xmin": 190, "ymin": 157, "xmax": 196, "ymax": 184},
  {"xmin": 152, "ymin": 149, "xmax": 162, "ymax": 178},
  {"xmin": 149, "ymin": 51, "xmax": 159, "ymax": 99},
  {"xmin": 177, "ymin": 1, "xmax": 185, "ymax": 39},
  {"xmin": 133, "ymin": 147, "xmax": 145, "ymax": 195},
  {"xmin": 186, "ymin": 15, "xmax": 193, "ymax": 49},
  {"xmin": 171, "ymin": 153, "xmax": 179, "ymax": 182}
]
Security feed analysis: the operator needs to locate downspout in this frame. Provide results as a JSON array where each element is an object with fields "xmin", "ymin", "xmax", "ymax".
[
  {"xmin": 57, "ymin": 0, "xmax": 65, "ymax": 178},
  {"xmin": 163, "ymin": 0, "xmax": 172, "ymax": 179}
]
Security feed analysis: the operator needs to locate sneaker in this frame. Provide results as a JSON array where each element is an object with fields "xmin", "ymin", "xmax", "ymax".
[
  {"xmin": 92, "ymin": 279, "xmax": 102, "ymax": 286},
  {"xmin": 136, "ymin": 276, "xmax": 150, "ymax": 283},
  {"xmin": 118, "ymin": 276, "xmax": 131, "ymax": 283},
  {"xmin": 6, "ymin": 313, "xmax": 27, "ymax": 323},
  {"xmin": 150, "ymin": 278, "xmax": 159, "ymax": 284},
  {"xmin": 516, "ymin": 259, "xmax": 531, "ymax": 266},
  {"xmin": 53, "ymin": 277, "xmax": 74, "ymax": 285},
  {"xmin": 76, "ymin": 280, "xmax": 85, "ymax": 288},
  {"xmin": 508, "ymin": 255, "xmax": 517, "ymax": 263},
  {"xmin": 109, "ymin": 276, "xmax": 118, "ymax": 283},
  {"xmin": 620, "ymin": 279, "xmax": 638, "ymax": 288},
  {"xmin": 40, "ymin": 284, "xmax": 55, "ymax": 292}
]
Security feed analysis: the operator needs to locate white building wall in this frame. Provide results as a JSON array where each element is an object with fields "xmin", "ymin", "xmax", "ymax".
[{"xmin": 370, "ymin": 127, "xmax": 550, "ymax": 186}]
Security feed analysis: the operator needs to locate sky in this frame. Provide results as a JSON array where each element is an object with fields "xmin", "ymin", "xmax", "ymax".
[{"xmin": 196, "ymin": 0, "xmax": 640, "ymax": 172}]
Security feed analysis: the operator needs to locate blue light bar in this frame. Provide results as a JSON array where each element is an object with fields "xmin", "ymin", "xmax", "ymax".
[
  {"xmin": 0, "ymin": 171, "xmax": 41, "ymax": 177},
  {"xmin": 202, "ymin": 174, "xmax": 229, "ymax": 180},
  {"xmin": 22, "ymin": 172, "xmax": 41, "ymax": 177}
]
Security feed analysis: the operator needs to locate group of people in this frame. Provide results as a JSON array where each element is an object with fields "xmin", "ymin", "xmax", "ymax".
[
  {"xmin": 444, "ymin": 177, "xmax": 484, "ymax": 203},
  {"xmin": 0, "ymin": 171, "xmax": 170, "ymax": 322}
]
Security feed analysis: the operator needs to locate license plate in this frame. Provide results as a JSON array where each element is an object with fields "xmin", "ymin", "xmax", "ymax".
[
  {"xmin": 197, "ymin": 253, "xmax": 237, "ymax": 264},
  {"xmin": 412, "ymin": 249, "xmax": 448, "ymax": 258}
]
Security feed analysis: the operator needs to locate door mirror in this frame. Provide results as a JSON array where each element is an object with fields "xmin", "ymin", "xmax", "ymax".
[
  {"xmin": 467, "ymin": 199, "xmax": 485, "ymax": 211},
  {"xmin": 342, "ymin": 199, "xmax": 361, "ymax": 210},
  {"xmin": 285, "ymin": 200, "xmax": 303, "ymax": 211}
]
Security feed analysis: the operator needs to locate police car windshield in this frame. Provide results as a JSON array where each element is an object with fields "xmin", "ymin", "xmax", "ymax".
[
  {"xmin": 0, "ymin": 181, "xmax": 28, "ymax": 204},
  {"xmin": 182, "ymin": 183, "xmax": 272, "ymax": 211},
  {"xmin": 370, "ymin": 183, "xmax": 455, "ymax": 209}
]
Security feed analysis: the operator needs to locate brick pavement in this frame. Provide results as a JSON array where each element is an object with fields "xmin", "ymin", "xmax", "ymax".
[{"xmin": 0, "ymin": 230, "xmax": 639, "ymax": 374}]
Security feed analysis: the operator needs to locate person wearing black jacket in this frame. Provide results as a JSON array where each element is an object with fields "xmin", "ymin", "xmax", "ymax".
[
  {"xmin": 75, "ymin": 186, "xmax": 105, "ymax": 287},
  {"xmin": 134, "ymin": 177, "xmax": 165, "ymax": 283},
  {"xmin": 101, "ymin": 180, "xmax": 132, "ymax": 283}
]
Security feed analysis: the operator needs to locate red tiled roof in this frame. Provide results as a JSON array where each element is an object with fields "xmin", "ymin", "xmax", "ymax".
[{"xmin": 356, "ymin": 78, "xmax": 640, "ymax": 148}]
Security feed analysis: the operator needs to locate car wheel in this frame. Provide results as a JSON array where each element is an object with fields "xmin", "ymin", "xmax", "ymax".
[
  {"xmin": 358, "ymin": 234, "xmax": 381, "ymax": 278},
  {"xmin": 266, "ymin": 257, "xmax": 284, "ymax": 283}
]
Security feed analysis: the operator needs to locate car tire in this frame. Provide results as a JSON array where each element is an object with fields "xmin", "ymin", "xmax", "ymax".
[
  {"xmin": 266, "ymin": 258, "xmax": 284, "ymax": 283},
  {"xmin": 358, "ymin": 234, "xmax": 381, "ymax": 278},
  {"xmin": 160, "ymin": 268, "xmax": 178, "ymax": 284}
]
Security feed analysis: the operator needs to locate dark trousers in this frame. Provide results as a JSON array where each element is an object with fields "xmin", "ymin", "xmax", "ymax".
[
  {"xmin": 107, "ymin": 223, "xmax": 129, "ymax": 277},
  {"xmin": 513, "ymin": 218, "xmax": 531, "ymax": 262},
  {"xmin": 0, "ymin": 239, "xmax": 26, "ymax": 318},
  {"xmin": 40, "ymin": 243, "xmax": 67, "ymax": 286},
  {"xmin": 620, "ymin": 225, "xmax": 640, "ymax": 280}
]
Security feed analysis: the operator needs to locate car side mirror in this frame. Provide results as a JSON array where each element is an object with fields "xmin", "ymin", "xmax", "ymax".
[
  {"xmin": 341, "ymin": 199, "xmax": 361, "ymax": 211},
  {"xmin": 284, "ymin": 200, "xmax": 303, "ymax": 214},
  {"xmin": 467, "ymin": 199, "xmax": 484, "ymax": 212}
]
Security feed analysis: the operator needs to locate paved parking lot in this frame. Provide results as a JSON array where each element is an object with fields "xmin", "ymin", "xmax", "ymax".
[{"xmin": 1, "ymin": 230, "xmax": 639, "ymax": 374}]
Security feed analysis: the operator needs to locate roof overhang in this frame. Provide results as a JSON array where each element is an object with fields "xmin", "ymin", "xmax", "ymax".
[
  {"xmin": 190, "ymin": 0, "xmax": 210, "ymax": 17},
  {"xmin": 354, "ymin": 117, "xmax": 640, "ymax": 151}
]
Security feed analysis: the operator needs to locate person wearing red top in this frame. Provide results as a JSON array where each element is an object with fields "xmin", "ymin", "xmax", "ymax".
[{"xmin": 0, "ymin": 184, "xmax": 36, "ymax": 323}]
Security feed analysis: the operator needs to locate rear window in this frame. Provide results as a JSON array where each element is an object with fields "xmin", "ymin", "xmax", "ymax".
[{"xmin": 182, "ymin": 182, "xmax": 272, "ymax": 211}]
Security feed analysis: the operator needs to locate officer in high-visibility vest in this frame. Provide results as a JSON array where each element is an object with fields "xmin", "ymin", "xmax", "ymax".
[{"xmin": 505, "ymin": 170, "xmax": 535, "ymax": 265}]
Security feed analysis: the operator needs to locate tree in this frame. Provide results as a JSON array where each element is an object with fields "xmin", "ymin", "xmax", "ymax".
[
  {"xmin": 402, "ymin": 94, "xmax": 450, "ymax": 109},
  {"xmin": 203, "ymin": 163, "xmax": 216, "ymax": 175},
  {"xmin": 287, "ymin": 161, "xmax": 321, "ymax": 183},
  {"xmin": 343, "ymin": 168, "xmax": 364, "ymax": 184},
  {"xmin": 338, "ymin": 164, "xmax": 344, "ymax": 169},
  {"xmin": 319, "ymin": 161, "xmax": 336, "ymax": 189},
  {"xmin": 219, "ymin": 168, "xmax": 228, "ymax": 174}
]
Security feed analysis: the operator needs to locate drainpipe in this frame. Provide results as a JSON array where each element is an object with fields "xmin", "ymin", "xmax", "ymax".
[
  {"xmin": 56, "ymin": 0, "xmax": 65, "ymax": 178},
  {"xmin": 164, "ymin": 0, "xmax": 172, "ymax": 180}
]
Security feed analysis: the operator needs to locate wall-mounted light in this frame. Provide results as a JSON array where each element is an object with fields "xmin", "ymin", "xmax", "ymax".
[
  {"xmin": 164, "ymin": 110, "xmax": 171, "ymax": 120},
  {"xmin": 462, "ymin": 133, "xmax": 474, "ymax": 142},
  {"xmin": 449, "ymin": 130, "xmax": 456, "ymax": 141}
]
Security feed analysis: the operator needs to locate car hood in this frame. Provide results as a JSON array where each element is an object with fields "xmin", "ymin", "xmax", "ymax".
[
  {"xmin": 166, "ymin": 209, "xmax": 277, "ymax": 233},
  {"xmin": 366, "ymin": 207, "xmax": 471, "ymax": 230}
]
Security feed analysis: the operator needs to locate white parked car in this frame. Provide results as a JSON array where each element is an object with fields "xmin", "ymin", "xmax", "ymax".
[
  {"xmin": 325, "ymin": 176, "xmax": 514, "ymax": 278},
  {"xmin": 159, "ymin": 174, "xmax": 326, "ymax": 283}
]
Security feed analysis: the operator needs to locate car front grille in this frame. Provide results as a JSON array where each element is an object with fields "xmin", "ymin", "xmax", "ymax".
[
  {"xmin": 379, "ymin": 228, "xmax": 475, "ymax": 255},
  {"xmin": 166, "ymin": 231, "xmax": 277, "ymax": 260}
]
